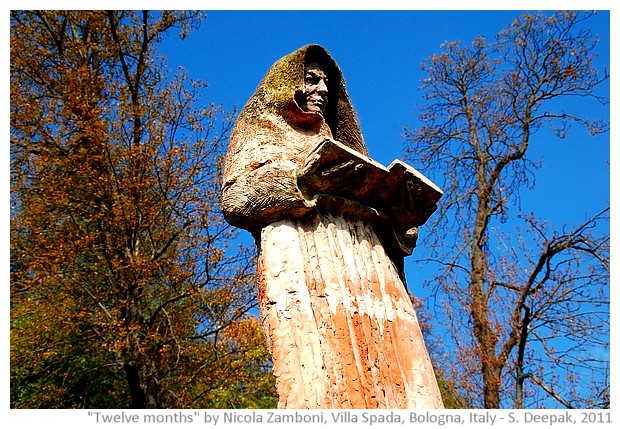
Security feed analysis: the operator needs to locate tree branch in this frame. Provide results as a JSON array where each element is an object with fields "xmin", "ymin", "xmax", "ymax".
[{"xmin": 521, "ymin": 373, "xmax": 574, "ymax": 409}]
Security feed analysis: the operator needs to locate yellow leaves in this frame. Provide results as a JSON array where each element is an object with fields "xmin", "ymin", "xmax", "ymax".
[{"xmin": 11, "ymin": 10, "xmax": 270, "ymax": 408}]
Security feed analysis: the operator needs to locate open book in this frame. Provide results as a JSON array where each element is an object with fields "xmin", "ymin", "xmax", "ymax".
[{"xmin": 302, "ymin": 139, "xmax": 443, "ymax": 232}]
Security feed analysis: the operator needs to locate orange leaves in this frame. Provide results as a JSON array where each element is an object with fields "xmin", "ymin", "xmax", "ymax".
[
  {"xmin": 562, "ymin": 64, "xmax": 580, "ymax": 79},
  {"xmin": 221, "ymin": 316, "xmax": 264, "ymax": 348},
  {"xmin": 11, "ymin": 11, "xmax": 271, "ymax": 408}
]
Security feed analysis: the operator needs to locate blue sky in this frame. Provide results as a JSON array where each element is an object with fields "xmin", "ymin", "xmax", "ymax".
[
  {"xmin": 162, "ymin": 9, "xmax": 606, "ymax": 166},
  {"xmin": 157, "ymin": 9, "xmax": 612, "ymax": 408},
  {"xmin": 2, "ymin": 4, "xmax": 614, "ymax": 418},
  {"xmin": 159, "ymin": 9, "xmax": 611, "ymax": 288}
]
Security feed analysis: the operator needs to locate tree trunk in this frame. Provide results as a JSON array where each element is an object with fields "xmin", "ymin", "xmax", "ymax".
[
  {"xmin": 123, "ymin": 364, "xmax": 158, "ymax": 408},
  {"xmin": 470, "ymin": 188, "xmax": 502, "ymax": 409},
  {"xmin": 514, "ymin": 305, "xmax": 531, "ymax": 409}
]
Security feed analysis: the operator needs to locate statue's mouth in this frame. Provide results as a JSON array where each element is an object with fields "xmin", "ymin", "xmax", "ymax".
[{"xmin": 307, "ymin": 97, "xmax": 326, "ymax": 112}]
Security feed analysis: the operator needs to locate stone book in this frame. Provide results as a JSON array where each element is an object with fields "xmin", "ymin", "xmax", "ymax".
[{"xmin": 303, "ymin": 138, "xmax": 443, "ymax": 231}]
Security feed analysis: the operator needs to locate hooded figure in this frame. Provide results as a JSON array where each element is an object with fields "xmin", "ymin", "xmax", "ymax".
[
  {"xmin": 222, "ymin": 44, "xmax": 368, "ymax": 232},
  {"xmin": 222, "ymin": 45, "xmax": 443, "ymax": 408}
]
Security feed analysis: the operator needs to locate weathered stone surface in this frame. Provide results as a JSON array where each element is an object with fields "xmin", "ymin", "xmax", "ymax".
[
  {"xmin": 299, "ymin": 138, "xmax": 442, "ymax": 232},
  {"xmin": 221, "ymin": 44, "xmax": 444, "ymax": 408},
  {"xmin": 258, "ymin": 213, "xmax": 442, "ymax": 408}
]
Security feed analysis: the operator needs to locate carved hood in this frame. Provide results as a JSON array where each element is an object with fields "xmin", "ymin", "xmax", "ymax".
[
  {"xmin": 229, "ymin": 44, "xmax": 367, "ymax": 157},
  {"xmin": 222, "ymin": 44, "xmax": 368, "ymax": 231}
]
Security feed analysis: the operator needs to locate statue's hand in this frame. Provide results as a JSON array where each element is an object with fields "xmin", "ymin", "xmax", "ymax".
[{"xmin": 297, "ymin": 159, "xmax": 366, "ymax": 197}]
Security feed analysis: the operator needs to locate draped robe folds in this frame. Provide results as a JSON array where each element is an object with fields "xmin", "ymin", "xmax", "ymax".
[{"xmin": 221, "ymin": 44, "xmax": 444, "ymax": 408}]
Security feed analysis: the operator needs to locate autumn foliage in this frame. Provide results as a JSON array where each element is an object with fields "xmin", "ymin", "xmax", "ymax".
[{"xmin": 10, "ymin": 11, "xmax": 275, "ymax": 408}]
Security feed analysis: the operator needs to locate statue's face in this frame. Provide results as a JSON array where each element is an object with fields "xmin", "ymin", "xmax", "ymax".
[{"xmin": 301, "ymin": 62, "xmax": 328, "ymax": 114}]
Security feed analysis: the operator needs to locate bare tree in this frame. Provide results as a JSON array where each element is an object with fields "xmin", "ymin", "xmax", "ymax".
[{"xmin": 404, "ymin": 11, "xmax": 609, "ymax": 408}]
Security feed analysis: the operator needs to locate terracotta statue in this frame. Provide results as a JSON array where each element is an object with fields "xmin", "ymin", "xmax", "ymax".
[{"xmin": 221, "ymin": 44, "xmax": 444, "ymax": 408}]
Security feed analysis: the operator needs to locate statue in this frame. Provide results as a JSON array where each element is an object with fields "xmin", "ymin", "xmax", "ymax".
[{"xmin": 221, "ymin": 44, "xmax": 444, "ymax": 408}]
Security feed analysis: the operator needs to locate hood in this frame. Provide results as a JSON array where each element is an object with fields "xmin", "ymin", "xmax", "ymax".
[{"xmin": 232, "ymin": 44, "xmax": 367, "ymax": 156}]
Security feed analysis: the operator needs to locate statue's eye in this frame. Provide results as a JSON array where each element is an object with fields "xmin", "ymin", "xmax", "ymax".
[{"xmin": 305, "ymin": 74, "xmax": 318, "ymax": 85}]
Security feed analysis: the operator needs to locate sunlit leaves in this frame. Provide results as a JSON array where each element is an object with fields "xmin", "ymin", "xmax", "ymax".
[{"xmin": 11, "ymin": 11, "xmax": 273, "ymax": 408}]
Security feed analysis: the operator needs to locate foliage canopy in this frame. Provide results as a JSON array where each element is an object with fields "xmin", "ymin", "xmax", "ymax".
[{"xmin": 10, "ymin": 10, "xmax": 276, "ymax": 409}]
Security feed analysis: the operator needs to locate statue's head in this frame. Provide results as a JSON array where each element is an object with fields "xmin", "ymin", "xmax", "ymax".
[
  {"xmin": 300, "ymin": 62, "xmax": 329, "ymax": 114},
  {"xmin": 232, "ymin": 44, "xmax": 367, "ymax": 156}
]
